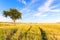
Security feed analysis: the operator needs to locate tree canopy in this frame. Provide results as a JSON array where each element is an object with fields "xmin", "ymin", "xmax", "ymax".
[{"xmin": 3, "ymin": 8, "xmax": 22, "ymax": 22}]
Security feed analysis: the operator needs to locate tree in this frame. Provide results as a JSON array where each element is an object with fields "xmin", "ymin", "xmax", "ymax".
[{"xmin": 3, "ymin": 8, "xmax": 22, "ymax": 23}]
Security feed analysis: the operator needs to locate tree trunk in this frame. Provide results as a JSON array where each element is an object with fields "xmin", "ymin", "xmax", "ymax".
[
  {"xmin": 13, "ymin": 19, "xmax": 16, "ymax": 25},
  {"xmin": 14, "ymin": 19, "xmax": 15, "ymax": 23}
]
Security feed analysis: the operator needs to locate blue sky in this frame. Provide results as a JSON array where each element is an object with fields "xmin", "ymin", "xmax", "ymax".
[{"xmin": 0, "ymin": 0, "xmax": 60, "ymax": 23}]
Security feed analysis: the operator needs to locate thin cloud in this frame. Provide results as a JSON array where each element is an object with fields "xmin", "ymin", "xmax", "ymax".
[
  {"xmin": 38, "ymin": 0, "xmax": 54, "ymax": 13},
  {"xmin": 33, "ymin": 13, "xmax": 42, "ymax": 16},
  {"xmin": 42, "ymin": 14, "xmax": 48, "ymax": 17},
  {"xmin": 34, "ymin": 0, "xmax": 60, "ymax": 17},
  {"xmin": 0, "ymin": 15, "xmax": 12, "ymax": 22},
  {"xmin": 50, "ymin": 9, "xmax": 60, "ymax": 13},
  {"xmin": 19, "ymin": 0, "xmax": 60, "ymax": 23},
  {"xmin": 44, "ymin": 0, "xmax": 53, "ymax": 7},
  {"xmin": 50, "ymin": 4, "xmax": 60, "ymax": 9},
  {"xmin": 20, "ymin": 0, "xmax": 39, "ymax": 12},
  {"xmin": 33, "ymin": 12, "xmax": 48, "ymax": 17},
  {"xmin": 22, "ymin": 0, "xmax": 27, "ymax": 5},
  {"xmin": 18, "ymin": 0, "xmax": 27, "ymax": 5},
  {"xmin": 33, "ymin": 0, "xmax": 54, "ymax": 17},
  {"xmin": 20, "ymin": 0, "xmax": 60, "ymax": 18}
]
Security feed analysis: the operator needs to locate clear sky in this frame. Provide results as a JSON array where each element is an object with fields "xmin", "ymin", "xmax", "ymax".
[{"xmin": 0, "ymin": 0, "xmax": 60, "ymax": 23}]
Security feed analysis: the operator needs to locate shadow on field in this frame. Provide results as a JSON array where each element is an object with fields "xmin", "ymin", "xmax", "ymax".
[
  {"xmin": 4, "ymin": 28, "xmax": 18, "ymax": 40},
  {"xmin": 39, "ymin": 27, "xmax": 48, "ymax": 40},
  {"xmin": 18, "ymin": 26, "xmax": 32, "ymax": 40}
]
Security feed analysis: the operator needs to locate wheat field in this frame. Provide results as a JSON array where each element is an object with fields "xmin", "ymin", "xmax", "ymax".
[{"xmin": 0, "ymin": 22, "xmax": 60, "ymax": 40}]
